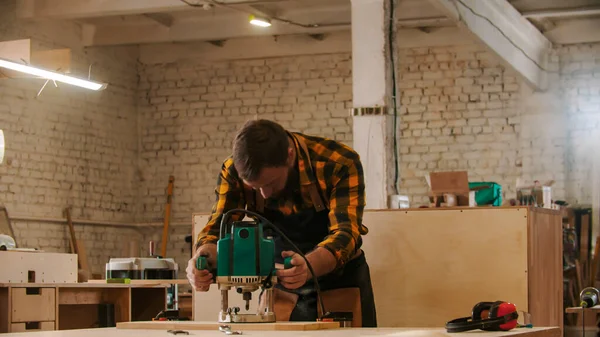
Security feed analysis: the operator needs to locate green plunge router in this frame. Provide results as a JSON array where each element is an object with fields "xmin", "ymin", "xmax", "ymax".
[{"xmin": 196, "ymin": 209, "xmax": 293, "ymax": 323}]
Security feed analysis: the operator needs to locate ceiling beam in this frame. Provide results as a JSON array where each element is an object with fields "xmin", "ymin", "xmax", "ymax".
[
  {"xmin": 143, "ymin": 13, "xmax": 174, "ymax": 27},
  {"xmin": 427, "ymin": 0, "xmax": 553, "ymax": 91},
  {"xmin": 16, "ymin": 0, "xmax": 291, "ymax": 19},
  {"xmin": 396, "ymin": 16, "xmax": 453, "ymax": 28},
  {"xmin": 83, "ymin": 5, "xmax": 350, "ymax": 46},
  {"xmin": 139, "ymin": 30, "xmax": 353, "ymax": 64},
  {"xmin": 138, "ymin": 26, "xmax": 473, "ymax": 64},
  {"xmin": 16, "ymin": 0, "xmax": 193, "ymax": 19},
  {"xmin": 543, "ymin": 18, "xmax": 600, "ymax": 45},
  {"xmin": 522, "ymin": 5, "xmax": 600, "ymax": 19}
]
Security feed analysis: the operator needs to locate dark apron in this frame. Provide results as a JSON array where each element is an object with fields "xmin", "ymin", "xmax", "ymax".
[{"xmin": 243, "ymin": 135, "xmax": 377, "ymax": 327}]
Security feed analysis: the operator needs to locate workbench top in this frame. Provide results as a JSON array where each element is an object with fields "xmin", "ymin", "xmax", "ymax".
[
  {"xmin": 0, "ymin": 282, "xmax": 171, "ymax": 288},
  {"xmin": 0, "ymin": 327, "xmax": 560, "ymax": 337}
]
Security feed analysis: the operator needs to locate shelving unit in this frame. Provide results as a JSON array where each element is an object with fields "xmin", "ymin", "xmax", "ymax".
[{"xmin": 0, "ymin": 283, "xmax": 169, "ymax": 333}]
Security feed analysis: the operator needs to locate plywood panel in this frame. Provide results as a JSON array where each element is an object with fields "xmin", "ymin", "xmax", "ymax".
[
  {"xmin": 131, "ymin": 288, "xmax": 166, "ymax": 321},
  {"xmin": 103, "ymin": 288, "xmax": 131, "ymax": 323},
  {"xmin": 30, "ymin": 49, "xmax": 71, "ymax": 73},
  {"xmin": 191, "ymin": 209, "xmax": 542, "ymax": 328},
  {"xmin": 360, "ymin": 208, "xmax": 529, "ymax": 327},
  {"xmin": 0, "ymin": 39, "xmax": 30, "ymax": 63},
  {"xmin": 0, "ymin": 251, "xmax": 77, "ymax": 283},
  {"xmin": 58, "ymin": 304, "xmax": 98, "ymax": 330},
  {"xmin": 527, "ymin": 208, "xmax": 563, "ymax": 330},
  {"xmin": 10, "ymin": 321, "xmax": 54, "ymax": 332},
  {"xmin": 11, "ymin": 288, "xmax": 56, "ymax": 322},
  {"xmin": 0, "ymin": 287, "xmax": 8, "ymax": 333},
  {"xmin": 116, "ymin": 320, "xmax": 340, "ymax": 331}
]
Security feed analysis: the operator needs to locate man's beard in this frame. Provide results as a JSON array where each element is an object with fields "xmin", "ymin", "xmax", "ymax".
[{"xmin": 274, "ymin": 167, "xmax": 299, "ymax": 199}]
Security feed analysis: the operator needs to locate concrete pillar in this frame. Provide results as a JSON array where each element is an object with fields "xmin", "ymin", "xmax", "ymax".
[{"xmin": 351, "ymin": 0, "xmax": 396, "ymax": 209}]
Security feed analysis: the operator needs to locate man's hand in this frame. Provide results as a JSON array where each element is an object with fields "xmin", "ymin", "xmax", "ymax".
[
  {"xmin": 186, "ymin": 243, "xmax": 217, "ymax": 292},
  {"xmin": 275, "ymin": 251, "xmax": 309, "ymax": 290}
]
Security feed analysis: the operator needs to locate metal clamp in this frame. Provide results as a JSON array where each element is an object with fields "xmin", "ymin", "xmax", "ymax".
[
  {"xmin": 219, "ymin": 325, "xmax": 242, "ymax": 335},
  {"xmin": 167, "ymin": 330, "xmax": 189, "ymax": 335}
]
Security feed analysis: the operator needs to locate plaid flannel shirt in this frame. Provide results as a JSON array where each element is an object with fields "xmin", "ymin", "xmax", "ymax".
[{"xmin": 196, "ymin": 132, "xmax": 368, "ymax": 269}]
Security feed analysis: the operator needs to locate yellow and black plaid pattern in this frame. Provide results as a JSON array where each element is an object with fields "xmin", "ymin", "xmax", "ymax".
[{"xmin": 196, "ymin": 132, "xmax": 368, "ymax": 269}]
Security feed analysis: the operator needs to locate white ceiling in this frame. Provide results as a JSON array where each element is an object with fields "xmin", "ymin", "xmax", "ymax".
[{"xmin": 14, "ymin": 0, "xmax": 600, "ymax": 46}]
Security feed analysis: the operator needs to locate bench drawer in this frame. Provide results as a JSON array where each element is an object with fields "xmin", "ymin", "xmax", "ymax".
[
  {"xmin": 10, "ymin": 321, "xmax": 55, "ymax": 332},
  {"xmin": 11, "ymin": 288, "xmax": 55, "ymax": 322}
]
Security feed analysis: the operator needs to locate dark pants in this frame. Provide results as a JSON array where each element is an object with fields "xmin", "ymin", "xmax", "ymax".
[{"xmin": 282, "ymin": 250, "xmax": 377, "ymax": 327}]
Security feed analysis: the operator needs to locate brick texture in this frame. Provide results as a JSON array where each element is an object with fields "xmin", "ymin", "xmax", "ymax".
[
  {"xmin": 137, "ymin": 54, "xmax": 353, "ymax": 222},
  {"xmin": 11, "ymin": 220, "xmax": 145, "ymax": 276},
  {"xmin": 0, "ymin": 0, "xmax": 140, "ymax": 275},
  {"xmin": 395, "ymin": 44, "xmax": 523, "ymax": 205},
  {"xmin": 3, "ymin": 0, "xmax": 600, "ymax": 278},
  {"xmin": 558, "ymin": 43, "xmax": 600, "ymax": 205},
  {"xmin": 395, "ymin": 41, "xmax": 600, "ymax": 208}
]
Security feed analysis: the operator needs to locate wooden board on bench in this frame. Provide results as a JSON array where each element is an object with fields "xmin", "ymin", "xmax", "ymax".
[{"xmin": 116, "ymin": 320, "xmax": 340, "ymax": 331}]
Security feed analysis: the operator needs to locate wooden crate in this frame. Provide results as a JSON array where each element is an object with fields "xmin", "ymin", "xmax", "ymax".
[{"xmin": 192, "ymin": 207, "xmax": 562, "ymax": 331}]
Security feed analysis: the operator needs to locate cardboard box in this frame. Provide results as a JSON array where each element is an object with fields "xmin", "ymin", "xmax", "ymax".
[{"xmin": 427, "ymin": 171, "xmax": 475, "ymax": 207}]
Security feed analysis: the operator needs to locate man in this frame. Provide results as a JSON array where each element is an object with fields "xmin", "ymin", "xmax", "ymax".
[{"xmin": 186, "ymin": 119, "xmax": 376, "ymax": 327}]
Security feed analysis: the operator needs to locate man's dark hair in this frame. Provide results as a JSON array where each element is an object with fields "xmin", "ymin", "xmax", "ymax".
[{"xmin": 233, "ymin": 119, "xmax": 290, "ymax": 181}]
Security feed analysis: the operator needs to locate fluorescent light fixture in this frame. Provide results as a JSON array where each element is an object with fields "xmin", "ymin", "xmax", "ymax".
[
  {"xmin": 0, "ymin": 130, "xmax": 4, "ymax": 165},
  {"xmin": 0, "ymin": 58, "xmax": 107, "ymax": 91},
  {"xmin": 249, "ymin": 15, "xmax": 271, "ymax": 27}
]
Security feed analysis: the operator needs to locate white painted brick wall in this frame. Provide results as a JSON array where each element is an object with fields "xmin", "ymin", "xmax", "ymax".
[
  {"xmin": 558, "ymin": 43, "xmax": 600, "ymax": 205},
  {"xmin": 4, "ymin": 0, "xmax": 600, "ymax": 278},
  {"xmin": 395, "ymin": 41, "xmax": 600, "ymax": 208},
  {"xmin": 11, "ymin": 220, "xmax": 145, "ymax": 276},
  {"xmin": 396, "ymin": 44, "xmax": 524, "ymax": 206},
  {"xmin": 0, "ymin": 0, "xmax": 140, "ymax": 275},
  {"xmin": 137, "ymin": 54, "xmax": 353, "ymax": 222}
]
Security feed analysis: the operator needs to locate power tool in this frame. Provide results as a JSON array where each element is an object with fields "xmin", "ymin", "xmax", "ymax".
[
  {"xmin": 196, "ymin": 209, "xmax": 296, "ymax": 323},
  {"xmin": 580, "ymin": 287, "xmax": 600, "ymax": 308}
]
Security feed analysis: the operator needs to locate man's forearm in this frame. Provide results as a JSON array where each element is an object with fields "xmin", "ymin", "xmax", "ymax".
[{"xmin": 304, "ymin": 247, "xmax": 337, "ymax": 280}]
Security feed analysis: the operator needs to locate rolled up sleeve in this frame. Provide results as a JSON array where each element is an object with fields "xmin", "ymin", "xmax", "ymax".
[
  {"xmin": 316, "ymin": 160, "xmax": 366, "ymax": 269},
  {"xmin": 195, "ymin": 158, "xmax": 246, "ymax": 249}
]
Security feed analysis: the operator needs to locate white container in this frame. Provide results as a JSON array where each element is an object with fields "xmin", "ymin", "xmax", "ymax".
[{"xmin": 389, "ymin": 195, "xmax": 410, "ymax": 209}]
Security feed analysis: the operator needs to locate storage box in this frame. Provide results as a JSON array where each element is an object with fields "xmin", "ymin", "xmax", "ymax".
[
  {"xmin": 427, "ymin": 171, "xmax": 487, "ymax": 207},
  {"xmin": 516, "ymin": 181, "xmax": 553, "ymax": 208},
  {"xmin": 0, "ymin": 251, "xmax": 77, "ymax": 283},
  {"xmin": 469, "ymin": 182, "xmax": 502, "ymax": 206}
]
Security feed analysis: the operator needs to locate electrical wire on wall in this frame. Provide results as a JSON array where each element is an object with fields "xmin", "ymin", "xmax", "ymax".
[{"xmin": 388, "ymin": 0, "xmax": 400, "ymax": 195}]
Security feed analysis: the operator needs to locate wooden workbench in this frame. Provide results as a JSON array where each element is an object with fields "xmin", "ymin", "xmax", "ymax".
[
  {"xmin": 192, "ymin": 206, "xmax": 563, "ymax": 331},
  {"xmin": 0, "ymin": 282, "xmax": 169, "ymax": 333},
  {"xmin": 0, "ymin": 326, "xmax": 562, "ymax": 337}
]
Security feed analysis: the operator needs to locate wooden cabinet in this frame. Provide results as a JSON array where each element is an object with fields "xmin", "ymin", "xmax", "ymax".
[
  {"xmin": 0, "ymin": 283, "xmax": 168, "ymax": 333},
  {"xmin": 192, "ymin": 206, "xmax": 563, "ymax": 331},
  {"xmin": 359, "ymin": 207, "xmax": 563, "ymax": 331}
]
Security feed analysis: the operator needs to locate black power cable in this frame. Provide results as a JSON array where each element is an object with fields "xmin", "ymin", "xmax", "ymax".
[
  {"xmin": 388, "ymin": 0, "xmax": 400, "ymax": 195},
  {"xmin": 219, "ymin": 208, "xmax": 328, "ymax": 320}
]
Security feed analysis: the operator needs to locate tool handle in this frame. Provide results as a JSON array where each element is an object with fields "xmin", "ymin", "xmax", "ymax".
[
  {"xmin": 284, "ymin": 256, "xmax": 293, "ymax": 269},
  {"xmin": 196, "ymin": 256, "xmax": 208, "ymax": 270}
]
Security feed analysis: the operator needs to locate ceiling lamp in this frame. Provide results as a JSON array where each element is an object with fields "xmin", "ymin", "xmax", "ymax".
[
  {"xmin": 249, "ymin": 15, "xmax": 271, "ymax": 27},
  {"xmin": 0, "ymin": 58, "xmax": 107, "ymax": 91}
]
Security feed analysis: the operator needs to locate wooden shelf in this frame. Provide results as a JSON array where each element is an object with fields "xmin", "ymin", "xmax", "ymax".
[{"xmin": 0, "ymin": 283, "xmax": 168, "ymax": 333}]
